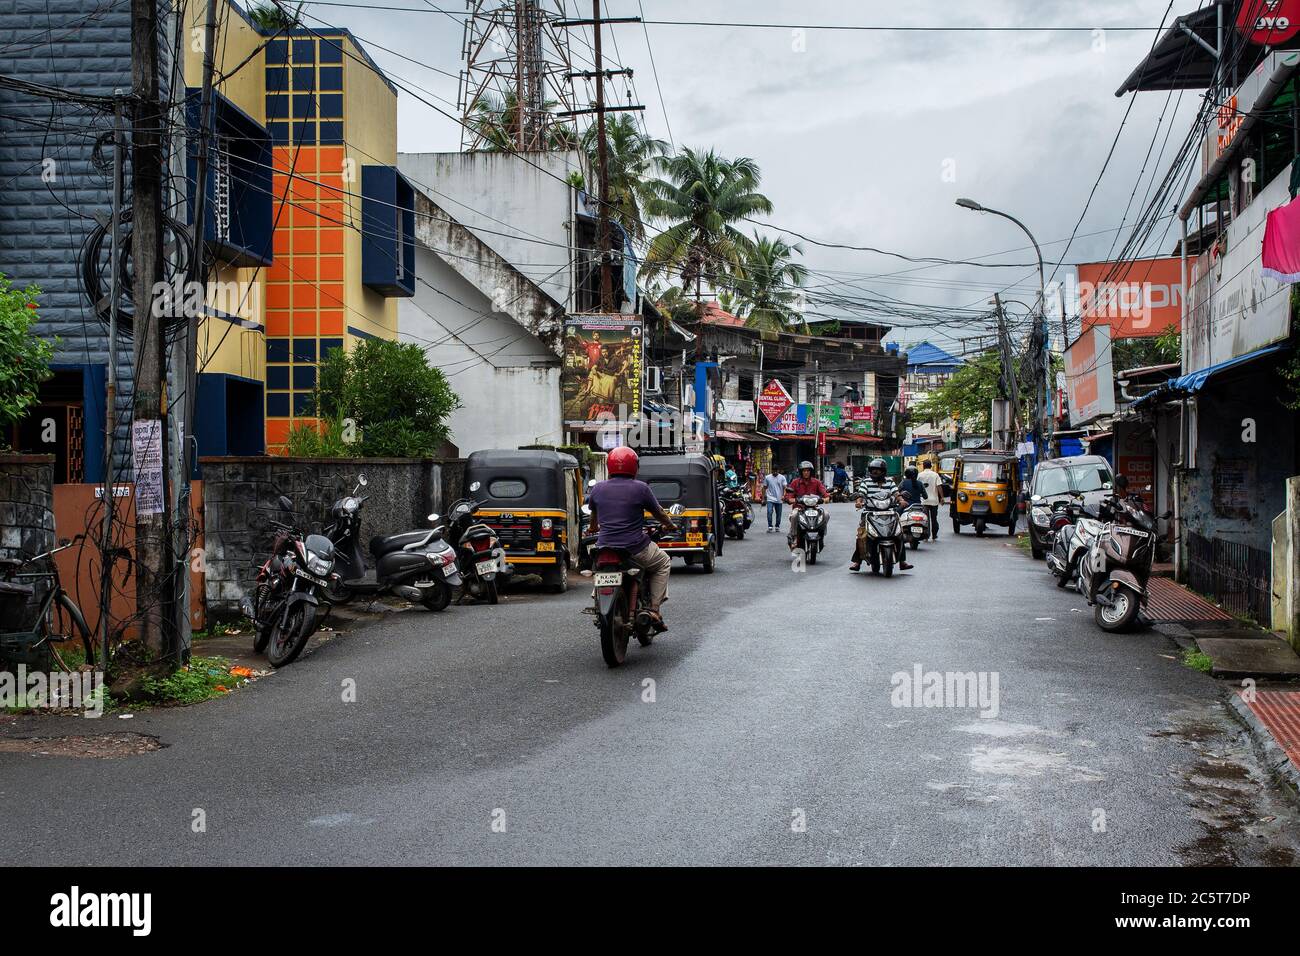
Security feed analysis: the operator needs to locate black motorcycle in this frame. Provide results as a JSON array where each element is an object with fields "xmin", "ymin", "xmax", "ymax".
[
  {"xmin": 722, "ymin": 486, "xmax": 753, "ymax": 540},
  {"xmin": 588, "ymin": 526, "xmax": 664, "ymax": 668},
  {"xmin": 857, "ymin": 487, "xmax": 905, "ymax": 576},
  {"xmin": 440, "ymin": 498, "xmax": 508, "ymax": 604},
  {"xmin": 244, "ymin": 495, "xmax": 338, "ymax": 668},
  {"xmin": 325, "ymin": 475, "xmax": 463, "ymax": 612},
  {"xmin": 791, "ymin": 493, "xmax": 829, "ymax": 564}
]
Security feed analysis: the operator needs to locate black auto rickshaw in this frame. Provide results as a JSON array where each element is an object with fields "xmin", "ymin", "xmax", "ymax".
[
  {"xmin": 465, "ymin": 449, "xmax": 582, "ymax": 592},
  {"xmin": 950, "ymin": 451, "xmax": 1021, "ymax": 536},
  {"xmin": 635, "ymin": 452, "xmax": 722, "ymax": 573}
]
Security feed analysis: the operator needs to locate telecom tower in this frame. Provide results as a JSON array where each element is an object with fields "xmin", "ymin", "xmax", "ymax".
[{"xmin": 458, "ymin": 0, "xmax": 577, "ymax": 151}]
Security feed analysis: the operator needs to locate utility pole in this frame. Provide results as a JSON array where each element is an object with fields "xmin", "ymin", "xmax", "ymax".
[
  {"xmin": 591, "ymin": 0, "xmax": 613, "ymax": 312},
  {"xmin": 99, "ymin": 96, "xmax": 126, "ymax": 664},
  {"xmin": 131, "ymin": 0, "xmax": 172, "ymax": 660}
]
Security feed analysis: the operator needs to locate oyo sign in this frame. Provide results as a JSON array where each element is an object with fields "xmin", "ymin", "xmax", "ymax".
[{"xmin": 1237, "ymin": 0, "xmax": 1300, "ymax": 44}]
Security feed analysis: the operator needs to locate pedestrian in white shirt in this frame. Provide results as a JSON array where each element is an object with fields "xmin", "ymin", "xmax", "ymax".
[{"xmin": 918, "ymin": 461, "xmax": 943, "ymax": 540}]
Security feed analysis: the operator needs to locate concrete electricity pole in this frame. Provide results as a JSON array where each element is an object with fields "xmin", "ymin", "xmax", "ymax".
[{"xmin": 131, "ymin": 0, "xmax": 171, "ymax": 659}]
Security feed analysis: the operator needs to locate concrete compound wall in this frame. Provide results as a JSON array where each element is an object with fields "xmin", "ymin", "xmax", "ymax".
[
  {"xmin": 199, "ymin": 456, "xmax": 463, "ymax": 617},
  {"xmin": 0, "ymin": 454, "xmax": 56, "ymax": 561}
]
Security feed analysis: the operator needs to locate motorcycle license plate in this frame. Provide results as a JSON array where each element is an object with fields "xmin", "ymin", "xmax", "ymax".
[
  {"xmin": 293, "ymin": 568, "xmax": 328, "ymax": 588},
  {"xmin": 594, "ymin": 572, "xmax": 622, "ymax": 587},
  {"xmin": 475, "ymin": 560, "xmax": 497, "ymax": 576}
]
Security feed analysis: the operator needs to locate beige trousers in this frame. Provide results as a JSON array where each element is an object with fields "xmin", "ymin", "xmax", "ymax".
[{"xmin": 629, "ymin": 541, "xmax": 671, "ymax": 611}]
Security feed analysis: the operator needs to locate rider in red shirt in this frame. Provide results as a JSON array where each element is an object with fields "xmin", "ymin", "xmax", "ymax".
[{"xmin": 784, "ymin": 461, "xmax": 828, "ymax": 549}]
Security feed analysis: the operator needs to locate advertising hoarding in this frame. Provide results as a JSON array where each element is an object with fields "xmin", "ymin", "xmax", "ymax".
[
  {"xmin": 1076, "ymin": 258, "xmax": 1183, "ymax": 338},
  {"xmin": 561, "ymin": 314, "xmax": 643, "ymax": 429},
  {"xmin": 1065, "ymin": 324, "xmax": 1116, "ymax": 427}
]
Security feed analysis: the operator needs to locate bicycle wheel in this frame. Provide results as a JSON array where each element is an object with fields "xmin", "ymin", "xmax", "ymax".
[{"xmin": 47, "ymin": 592, "xmax": 95, "ymax": 672}]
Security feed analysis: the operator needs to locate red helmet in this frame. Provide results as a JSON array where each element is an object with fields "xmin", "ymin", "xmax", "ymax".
[{"xmin": 607, "ymin": 446, "xmax": 640, "ymax": 477}]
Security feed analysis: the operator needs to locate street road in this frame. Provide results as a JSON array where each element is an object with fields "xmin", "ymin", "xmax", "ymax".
[{"xmin": 3, "ymin": 503, "xmax": 1297, "ymax": 865}]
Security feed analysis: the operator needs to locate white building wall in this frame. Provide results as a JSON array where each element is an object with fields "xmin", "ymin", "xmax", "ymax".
[
  {"xmin": 399, "ymin": 244, "xmax": 562, "ymax": 455},
  {"xmin": 397, "ymin": 151, "xmax": 582, "ymax": 310}
]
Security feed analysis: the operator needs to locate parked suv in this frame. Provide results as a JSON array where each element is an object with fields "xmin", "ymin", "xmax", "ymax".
[{"xmin": 1026, "ymin": 455, "xmax": 1114, "ymax": 559}]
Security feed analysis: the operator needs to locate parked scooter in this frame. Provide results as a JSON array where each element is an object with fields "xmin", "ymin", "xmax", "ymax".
[
  {"xmin": 244, "ymin": 495, "xmax": 338, "ymax": 667},
  {"xmin": 325, "ymin": 475, "xmax": 463, "ymax": 612},
  {"xmin": 791, "ymin": 493, "xmax": 829, "ymax": 564},
  {"xmin": 1045, "ymin": 491, "xmax": 1105, "ymax": 590},
  {"xmin": 440, "ymin": 498, "xmax": 509, "ymax": 604},
  {"xmin": 857, "ymin": 487, "xmax": 905, "ymax": 576},
  {"xmin": 722, "ymin": 486, "xmax": 754, "ymax": 539},
  {"xmin": 900, "ymin": 502, "xmax": 930, "ymax": 550},
  {"xmin": 1077, "ymin": 490, "xmax": 1157, "ymax": 632}
]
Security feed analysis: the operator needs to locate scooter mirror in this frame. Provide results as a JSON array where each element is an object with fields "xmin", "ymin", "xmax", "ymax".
[
  {"xmin": 1031, "ymin": 494, "xmax": 1042, "ymax": 502},
  {"xmin": 428, "ymin": 513, "xmax": 440, "ymax": 523},
  {"xmin": 278, "ymin": 495, "xmax": 293, "ymax": 512},
  {"xmin": 669, "ymin": 504, "xmax": 684, "ymax": 516},
  {"xmin": 357, "ymin": 474, "xmax": 368, "ymax": 487},
  {"xmin": 586, "ymin": 478, "xmax": 597, "ymax": 489}
]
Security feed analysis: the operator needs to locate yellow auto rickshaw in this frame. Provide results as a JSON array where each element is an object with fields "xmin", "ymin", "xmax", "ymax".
[
  {"xmin": 950, "ymin": 452, "xmax": 1021, "ymax": 536},
  {"xmin": 465, "ymin": 449, "xmax": 583, "ymax": 592}
]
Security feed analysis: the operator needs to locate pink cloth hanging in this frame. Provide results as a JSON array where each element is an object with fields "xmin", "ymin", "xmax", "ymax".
[{"xmin": 1262, "ymin": 194, "xmax": 1300, "ymax": 283}]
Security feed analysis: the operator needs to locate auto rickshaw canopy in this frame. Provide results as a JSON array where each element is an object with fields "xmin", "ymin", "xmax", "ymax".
[{"xmin": 465, "ymin": 449, "xmax": 580, "ymax": 509}]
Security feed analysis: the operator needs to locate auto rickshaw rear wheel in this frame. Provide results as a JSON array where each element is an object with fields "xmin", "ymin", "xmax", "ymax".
[
  {"xmin": 952, "ymin": 519, "xmax": 961, "ymax": 534},
  {"xmin": 702, "ymin": 547, "xmax": 716, "ymax": 573},
  {"xmin": 1007, "ymin": 516, "xmax": 1017, "ymax": 536},
  {"xmin": 546, "ymin": 560, "xmax": 569, "ymax": 594}
]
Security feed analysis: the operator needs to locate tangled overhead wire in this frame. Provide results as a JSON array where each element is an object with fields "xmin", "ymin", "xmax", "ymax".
[{"xmin": 78, "ymin": 207, "xmax": 196, "ymax": 342}]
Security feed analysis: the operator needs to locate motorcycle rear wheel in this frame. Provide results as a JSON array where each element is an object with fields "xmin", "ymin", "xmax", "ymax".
[
  {"xmin": 422, "ymin": 580, "xmax": 453, "ymax": 612},
  {"xmin": 600, "ymin": 592, "xmax": 630, "ymax": 667},
  {"xmin": 266, "ymin": 603, "xmax": 314, "ymax": 668},
  {"xmin": 477, "ymin": 575, "xmax": 500, "ymax": 605}
]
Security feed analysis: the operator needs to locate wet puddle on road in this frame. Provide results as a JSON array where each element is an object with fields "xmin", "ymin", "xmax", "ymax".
[{"xmin": 1151, "ymin": 699, "xmax": 1299, "ymax": 866}]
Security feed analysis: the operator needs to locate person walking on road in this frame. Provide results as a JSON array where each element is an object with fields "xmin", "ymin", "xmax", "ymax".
[
  {"xmin": 918, "ymin": 460, "xmax": 943, "ymax": 540},
  {"xmin": 763, "ymin": 470, "xmax": 788, "ymax": 533}
]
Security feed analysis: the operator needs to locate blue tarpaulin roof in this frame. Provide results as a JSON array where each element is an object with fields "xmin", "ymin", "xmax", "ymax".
[
  {"xmin": 1132, "ymin": 343, "xmax": 1287, "ymax": 407},
  {"xmin": 896, "ymin": 341, "xmax": 962, "ymax": 371},
  {"xmin": 1169, "ymin": 344, "xmax": 1286, "ymax": 392}
]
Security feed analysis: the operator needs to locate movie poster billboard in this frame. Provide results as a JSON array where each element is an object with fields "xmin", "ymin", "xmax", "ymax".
[{"xmin": 561, "ymin": 314, "xmax": 643, "ymax": 429}]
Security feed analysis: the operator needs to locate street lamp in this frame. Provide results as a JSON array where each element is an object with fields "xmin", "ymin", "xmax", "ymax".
[
  {"xmin": 957, "ymin": 197, "xmax": 1051, "ymax": 460},
  {"xmin": 955, "ymin": 198, "xmax": 1045, "ymax": 314}
]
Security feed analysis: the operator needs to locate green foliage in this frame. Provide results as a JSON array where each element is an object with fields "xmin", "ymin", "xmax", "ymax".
[
  {"xmin": 284, "ymin": 417, "xmax": 355, "ymax": 458},
  {"xmin": 247, "ymin": 1, "xmax": 302, "ymax": 29},
  {"xmin": 641, "ymin": 148, "xmax": 773, "ymax": 297},
  {"xmin": 136, "ymin": 656, "xmax": 250, "ymax": 705},
  {"xmin": 467, "ymin": 91, "xmax": 578, "ymax": 152},
  {"xmin": 580, "ymin": 114, "xmax": 669, "ymax": 242},
  {"xmin": 736, "ymin": 233, "xmax": 809, "ymax": 332},
  {"xmin": 1112, "ymin": 324, "xmax": 1180, "ymax": 372},
  {"xmin": 312, "ymin": 338, "xmax": 460, "ymax": 458},
  {"xmin": 1181, "ymin": 648, "xmax": 1213, "ymax": 674},
  {"xmin": 0, "ymin": 274, "xmax": 54, "ymax": 441},
  {"xmin": 910, "ymin": 350, "xmax": 1004, "ymax": 435}
]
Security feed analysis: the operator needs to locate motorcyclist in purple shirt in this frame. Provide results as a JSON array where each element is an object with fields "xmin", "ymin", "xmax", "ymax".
[{"xmin": 586, "ymin": 446, "xmax": 677, "ymax": 632}]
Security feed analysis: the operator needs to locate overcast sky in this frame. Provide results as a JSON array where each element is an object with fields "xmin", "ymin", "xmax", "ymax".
[{"xmin": 291, "ymin": 0, "xmax": 1204, "ymax": 351}]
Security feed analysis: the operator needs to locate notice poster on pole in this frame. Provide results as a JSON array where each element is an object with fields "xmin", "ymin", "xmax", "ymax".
[{"xmin": 132, "ymin": 419, "xmax": 164, "ymax": 516}]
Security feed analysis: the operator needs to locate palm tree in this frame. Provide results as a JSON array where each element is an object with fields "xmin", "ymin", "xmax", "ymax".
[
  {"xmin": 640, "ymin": 148, "xmax": 773, "ymax": 303},
  {"xmin": 247, "ymin": 1, "xmax": 302, "ymax": 30},
  {"xmin": 735, "ymin": 233, "xmax": 809, "ymax": 332},
  {"xmin": 466, "ymin": 91, "xmax": 578, "ymax": 152},
  {"xmin": 580, "ymin": 114, "xmax": 668, "ymax": 242}
]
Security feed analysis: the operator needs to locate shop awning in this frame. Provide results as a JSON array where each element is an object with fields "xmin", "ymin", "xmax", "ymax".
[
  {"xmin": 714, "ymin": 429, "xmax": 748, "ymax": 441},
  {"xmin": 739, "ymin": 431, "xmax": 775, "ymax": 443},
  {"xmin": 1168, "ymin": 344, "xmax": 1286, "ymax": 392},
  {"xmin": 825, "ymin": 432, "xmax": 884, "ymax": 444}
]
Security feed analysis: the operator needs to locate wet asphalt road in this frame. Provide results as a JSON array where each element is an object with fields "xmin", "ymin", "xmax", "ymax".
[{"xmin": 2, "ymin": 502, "xmax": 1298, "ymax": 866}]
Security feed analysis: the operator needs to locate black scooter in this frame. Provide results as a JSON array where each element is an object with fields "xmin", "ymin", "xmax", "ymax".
[
  {"xmin": 791, "ymin": 493, "xmax": 829, "ymax": 564},
  {"xmin": 721, "ymin": 486, "xmax": 753, "ymax": 539},
  {"xmin": 325, "ymin": 475, "xmax": 463, "ymax": 612},
  {"xmin": 440, "ymin": 498, "xmax": 509, "ymax": 604}
]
